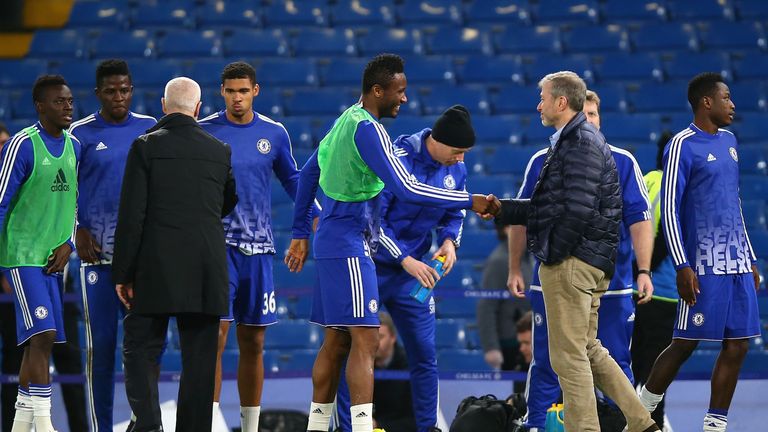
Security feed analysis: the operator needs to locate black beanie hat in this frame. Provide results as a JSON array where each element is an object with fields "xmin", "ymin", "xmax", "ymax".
[{"xmin": 431, "ymin": 104, "xmax": 475, "ymax": 148}]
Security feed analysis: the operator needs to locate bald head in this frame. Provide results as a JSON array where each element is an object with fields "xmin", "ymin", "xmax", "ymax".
[{"xmin": 162, "ymin": 77, "xmax": 201, "ymax": 117}]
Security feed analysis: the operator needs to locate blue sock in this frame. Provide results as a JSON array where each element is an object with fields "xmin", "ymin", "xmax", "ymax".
[{"xmin": 707, "ymin": 408, "xmax": 728, "ymax": 417}]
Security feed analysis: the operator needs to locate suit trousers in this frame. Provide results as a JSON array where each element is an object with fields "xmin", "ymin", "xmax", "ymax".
[
  {"xmin": 539, "ymin": 257, "xmax": 654, "ymax": 432},
  {"xmin": 123, "ymin": 312, "xmax": 219, "ymax": 432}
]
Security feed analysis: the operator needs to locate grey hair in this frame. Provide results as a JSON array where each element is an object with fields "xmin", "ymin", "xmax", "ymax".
[
  {"xmin": 538, "ymin": 71, "xmax": 586, "ymax": 112},
  {"xmin": 163, "ymin": 77, "xmax": 201, "ymax": 113}
]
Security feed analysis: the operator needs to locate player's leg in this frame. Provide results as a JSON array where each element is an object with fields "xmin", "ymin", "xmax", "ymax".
[
  {"xmin": 384, "ymin": 269, "xmax": 438, "ymax": 432},
  {"xmin": 51, "ymin": 288, "xmax": 88, "ymax": 432},
  {"xmin": 80, "ymin": 264, "xmax": 121, "ymax": 431},
  {"xmin": 236, "ymin": 325, "xmax": 266, "ymax": 430},
  {"xmin": 214, "ymin": 247, "xmax": 238, "ymax": 414},
  {"xmin": 346, "ymin": 326, "xmax": 379, "ymax": 432},
  {"xmin": 1, "ymin": 288, "xmax": 24, "ymax": 432},
  {"xmin": 309, "ymin": 328, "xmax": 351, "ymax": 431},
  {"xmin": 523, "ymin": 289, "xmax": 560, "ymax": 431}
]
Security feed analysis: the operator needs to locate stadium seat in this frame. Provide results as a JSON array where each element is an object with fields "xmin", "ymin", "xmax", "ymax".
[
  {"xmin": 357, "ymin": 27, "xmax": 420, "ymax": 56},
  {"xmin": 561, "ymin": 25, "xmax": 627, "ymax": 53},
  {"xmin": 255, "ymin": 59, "xmax": 318, "ymax": 87},
  {"xmin": 627, "ymin": 144, "xmax": 657, "ymax": 173},
  {"xmin": 280, "ymin": 117, "xmax": 314, "ymax": 149},
  {"xmin": 593, "ymin": 53, "xmax": 661, "ymax": 82},
  {"xmin": 0, "ymin": 91, "xmax": 10, "ymax": 120},
  {"xmin": 436, "ymin": 297, "xmax": 478, "ymax": 319},
  {"xmin": 252, "ymin": 88, "xmax": 284, "ymax": 119},
  {"xmin": 283, "ymin": 88, "xmax": 353, "ymax": 116},
  {"xmin": 630, "ymin": 23, "xmax": 697, "ymax": 52},
  {"xmin": 279, "ymin": 349, "xmax": 319, "ymax": 372},
  {"xmin": 664, "ymin": 112, "xmax": 694, "ymax": 132},
  {"xmin": 471, "ymin": 115, "xmax": 521, "ymax": 146},
  {"xmin": 187, "ymin": 59, "xmax": 230, "ymax": 87},
  {"xmin": 222, "ymin": 29, "xmax": 288, "ymax": 58},
  {"xmin": 90, "ymin": 30, "xmax": 152, "ymax": 59},
  {"xmin": 732, "ymin": 113, "xmax": 768, "ymax": 143},
  {"xmin": 437, "ymin": 349, "xmax": 493, "ymax": 371},
  {"xmin": 697, "ymin": 21, "xmax": 765, "ymax": 51},
  {"xmin": 628, "ymin": 82, "xmax": 690, "ymax": 113},
  {"xmin": 729, "ymin": 82, "xmax": 767, "ymax": 113},
  {"xmin": 196, "ymin": 1, "xmax": 259, "ymax": 28},
  {"xmin": 383, "ymin": 116, "xmax": 432, "ymax": 141},
  {"xmin": 522, "ymin": 121, "xmax": 552, "ymax": 146},
  {"xmin": 198, "ymin": 89, "xmax": 224, "ymax": 119},
  {"xmin": 600, "ymin": 113, "xmax": 662, "ymax": 145},
  {"xmin": 736, "ymin": 0, "xmax": 768, "ymax": 20},
  {"xmin": 321, "ymin": 58, "xmax": 368, "ymax": 86},
  {"xmin": 494, "ymin": 25, "xmax": 561, "ymax": 55},
  {"xmin": 419, "ymin": 84, "xmax": 490, "ymax": 116},
  {"xmin": 289, "ymin": 296, "xmax": 313, "ymax": 320},
  {"xmin": 738, "ymin": 146, "xmax": 768, "ymax": 175},
  {"xmin": 54, "ymin": 60, "xmax": 98, "ymax": 89},
  {"xmin": 493, "ymin": 85, "xmax": 540, "ymax": 114},
  {"xmin": 130, "ymin": 1, "xmax": 194, "ymax": 29},
  {"xmin": 435, "ymin": 319, "xmax": 468, "ymax": 349},
  {"xmin": 459, "ymin": 231, "xmax": 500, "ymax": 259},
  {"xmin": 426, "ymin": 27, "xmax": 487, "ymax": 56},
  {"xmin": 749, "ymin": 229, "xmax": 768, "ymax": 261},
  {"xmin": 10, "ymin": 91, "xmax": 38, "ymax": 120},
  {"xmin": 402, "ymin": 56, "xmax": 455, "ymax": 85},
  {"xmin": 464, "ymin": 0, "xmax": 529, "ymax": 24},
  {"xmin": 532, "ymin": 0, "xmax": 599, "ymax": 24},
  {"xmin": 330, "ymin": 0, "xmax": 394, "ymax": 27},
  {"xmin": 665, "ymin": 0, "xmax": 728, "ymax": 20},
  {"xmin": 589, "ymin": 83, "xmax": 627, "ymax": 113},
  {"xmin": 483, "ymin": 144, "xmax": 532, "ymax": 175},
  {"xmin": 273, "ymin": 260, "xmax": 316, "ymax": 290},
  {"xmin": 73, "ymin": 89, "xmax": 99, "ymax": 119},
  {"xmin": 67, "ymin": 1, "xmax": 126, "ymax": 28},
  {"xmin": 292, "ymin": 28, "xmax": 356, "ymax": 57},
  {"xmin": 264, "ymin": 320, "xmax": 321, "ymax": 350},
  {"xmin": 741, "ymin": 175, "xmax": 768, "ymax": 202},
  {"xmin": 129, "ymin": 59, "xmax": 183, "ymax": 88},
  {"xmin": 525, "ymin": 55, "xmax": 594, "ymax": 85},
  {"xmin": 457, "ymin": 56, "xmax": 523, "ymax": 85},
  {"xmin": 732, "ymin": 52, "xmax": 768, "ymax": 81},
  {"xmin": 467, "ymin": 174, "xmax": 518, "ymax": 199},
  {"xmin": 601, "ymin": 0, "xmax": 666, "ymax": 21},
  {"xmin": 158, "ymin": 30, "xmax": 219, "ymax": 58},
  {"xmin": 3, "ymin": 120, "xmax": 31, "ymax": 136},
  {"xmin": 439, "ymin": 260, "xmax": 483, "ymax": 290},
  {"xmin": 742, "ymin": 200, "xmax": 767, "ymax": 229},
  {"xmin": 397, "ymin": 0, "xmax": 461, "ymax": 25},
  {"xmin": 662, "ymin": 53, "xmax": 730, "ymax": 81},
  {"xmin": 0, "ymin": 60, "xmax": 48, "ymax": 89},
  {"xmin": 262, "ymin": 0, "xmax": 327, "ymax": 27},
  {"xmin": 28, "ymin": 29, "xmax": 85, "ymax": 59}
]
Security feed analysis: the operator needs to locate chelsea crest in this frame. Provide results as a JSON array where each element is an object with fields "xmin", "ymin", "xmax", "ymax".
[{"xmin": 257, "ymin": 139, "xmax": 271, "ymax": 154}]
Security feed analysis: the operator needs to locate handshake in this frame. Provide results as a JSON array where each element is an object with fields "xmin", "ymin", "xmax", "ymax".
[{"xmin": 471, "ymin": 194, "xmax": 501, "ymax": 220}]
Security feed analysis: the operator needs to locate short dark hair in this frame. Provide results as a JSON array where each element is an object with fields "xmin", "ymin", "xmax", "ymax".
[
  {"xmin": 96, "ymin": 59, "xmax": 131, "ymax": 88},
  {"xmin": 32, "ymin": 75, "xmax": 68, "ymax": 103},
  {"xmin": 362, "ymin": 53, "xmax": 404, "ymax": 94},
  {"xmin": 687, "ymin": 72, "xmax": 725, "ymax": 111},
  {"xmin": 516, "ymin": 310, "xmax": 532, "ymax": 334},
  {"xmin": 221, "ymin": 61, "xmax": 256, "ymax": 85}
]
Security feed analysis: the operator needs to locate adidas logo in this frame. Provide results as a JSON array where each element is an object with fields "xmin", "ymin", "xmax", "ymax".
[
  {"xmin": 51, "ymin": 168, "xmax": 70, "ymax": 192},
  {"xmin": 355, "ymin": 412, "xmax": 368, "ymax": 418},
  {"xmin": 311, "ymin": 408, "xmax": 324, "ymax": 414},
  {"xmin": 707, "ymin": 153, "xmax": 717, "ymax": 162},
  {"xmin": 95, "ymin": 142, "xmax": 108, "ymax": 151},
  {"xmin": 42, "ymin": 157, "xmax": 51, "ymax": 166}
]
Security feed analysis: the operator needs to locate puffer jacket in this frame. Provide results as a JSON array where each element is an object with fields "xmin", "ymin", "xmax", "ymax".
[{"xmin": 499, "ymin": 112, "xmax": 622, "ymax": 277}]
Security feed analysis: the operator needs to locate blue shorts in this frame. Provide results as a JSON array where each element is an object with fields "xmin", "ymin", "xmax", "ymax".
[
  {"xmin": 673, "ymin": 273, "xmax": 760, "ymax": 340},
  {"xmin": 223, "ymin": 248, "xmax": 277, "ymax": 325},
  {"xmin": 4, "ymin": 266, "xmax": 66, "ymax": 345},
  {"xmin": 310, "ymin": 256, "xmax": 380, "ymax": 327}
]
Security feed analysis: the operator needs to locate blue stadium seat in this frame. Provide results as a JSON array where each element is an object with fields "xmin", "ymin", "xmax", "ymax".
[
  {"xmin": 698, "ymin": 21, "xmax": 765, "ymax": 51},
  {"xmin": 273, "ymin": 260, "xmax": 316, "ymax": 290},
  {"xmin": 160, "ymin": 351, "xmax": 182, "ymax": 372},
  {"xmin": 678, "ymin": 350, "xmax": 717, "ymax": 375},
  {"xmin": 0, "ymin": 60, "xmax": 48, "ymax": 89},
  {"xmin": 130, "ymin": 1, "xmax": 194, "ymax": 29},
  {"xmin": 403, "ymin": 56, "xmax": 455, "ymax": 85},
  {"xmin": 589, "ymin": 83, "xmax": 627, "ymax": 112},
  {"xmin": 439, "ymin": 260, "xmax": 483, "ymax": 290},
  {"xmin": 279, "ymin": 349, "xmax": 319, "ymax": 372},
  {"xmin": 435, "ymin": 319, "xmax": 468, "ymax": 349},
  {"xmin": 741, "ymin": 175, "xmax": 768, "ymax": 202},
  {"xmin": 141, "ymin": 90, "xmax": 164, "ymax": 118},
  {"xmin": 198, "ymin": 89, "xmax": 224, "ymax": 119},
  {"xmin": 731, "ymin": 113, "xmax": 768, "ymax": 143},
  {"xmin": 196, "ymin": 1, "xmax": 259, "ymax": 28},
  {"xmin": 292, "ymin": 28, "xmax": 356, "ymax": 57},
  {"xmin": 436, "ymin": 297, "xmax": 478, "ymax": 319},
  {"xmin": 383, "ymin": 116, "xmax": 432, "ymax": 141},
  {"xmin": 54, "ymin": 60, "xmax": 98, "ymax": 89},
  {"xmin": 283, "ymin": 88, "xmax": 352, "ymax": 116},
  {"xmin": 483, "ymin": 144, "xmax": 534, "ymax": 174},
  {"xmin": 629, "ymin": 83, "xmax": 690, "ymax": 113},
  {"xmin": 0, "ymin": 91, "xmax": 10, "ymax": 120},
  {"xmin": 532, "ymin": 0, "xmax": 599, "ymax": 24},
  {"xmin": 419, "ymin": 84, "xmax": 490, "ymax": 116},
  {"xmin": 264, "ymin": 320, "xmax": 321, "ymax": 350},
  {"xmin": 262, "ymin": 0, "xmax": 327, "ymax": 27},
  {"xmin": 11, "ymin": 92, "xmax": 38, "ymax": 120},
  {"xmin": 357, "ymin": 27, "xmax": 419, "ymax": 56},
  {"xmin": 321, "ymin": 58, "xmax": 368, "ymax": 86},
  {"xmin": 256, "ymin": 59, "xmax": 318, "ymax": 87},
  {"xmin": 280, "ymin": 117, "xmax": 314, "ymax": 149},
  {"xmin": 630, "ymin": 23, "xmax": 697, "ymax": 52},
  {"xmin": 129, "ymin": 59, "xmax": 183, "ymax": 88},
  {"xmin": 629, "ymin": 144, "xmax": 658, "ymax": 173},
  {"xmin": 493, "ymin": 85, "xmax": 539, "ymax": 114},
  {"xmin": 748, "ymin": 229, "xmax": 768, "ymax": 262},
  {"xmin": 73, "ymin": 89, "xmax": 99, "ymax": 119},
  {"xmin": 664, "ymin": 112, "xmax": 694, "ymax": 132},
  {"xmin": 736, "ymin": 0, "xmax": 768, "ymax": 20},
  {"xmin": 729, "ymin": 82, "xmax": 766, "ymax": 112},
  {"xmin": 90, "ymin": 30, "xmax": 152, "ymax": 59},
  {"xmin": 523, "ymin": 121, "xmax": 552, "ymax": 146},
  {"xmin": 223, "ymin": 29, "xmax": 287, "ymax": 58},
  {"xmin": 67, "ymin": 1, "xmax": 126, "ymax": 28},
  {"xmin": 250, "ymin": 89, "xmax": 283, "ymax": 119},
  {"xmin": 426, "ymin": 27, "xmax": 487, "ymax": 56},
  {"xmin": 397, "ymin": 0, "xmax": 461, "ymax": 25},
  {"xmin": 459, "ymin": 231, "xmax": 500, "ymax": 259},
  {"xmin": 562, "ymin": 25, "xmax": 626, "ymax": 53},
  {"xmin": 526, "ymin": 55, "xmax": 594, "ymax": 84},
  {"xmin": 458, "ymin": 56, "xmax": 523, "ymax": 85},
  {"xmin": 494, "ymin": 25, "xmax": 561, "ymax": 54},
  {"xmin": 158, "ymin": 30, "xmax": 219, "ymax": 58},
  {"xmin": 467, "ymin": 174, "xmax": 518, "ymax": 199},
  {"xmin": 28, "ymin": 29, "xmax": 85, "ymax": 59},
  {"xmin": 437, "ymin": 349, "xmax": 493, "ymax": 371},
  {"xmin": 663, "ymin": 53, "xmax": 730, "ymax": 81},
  {"xmin": 732, "ymin": 52, "xmax": 768, "ymax": 81},
  {"xmin": 738, "ymin": 146, "xmax": 768, "ymax": 175},
  {"xmin": 3, "ymin": 120, "xmax": 32, "ymax": 136},
  {"xmin": 290, "ymin": 296, "xmax": 313, "ymax": 320},
  {"xmin": 594, "ymin": 53, "xmax": 661, "ymax": 82},
  {"xmin": 330, "ymin": 0, "xmax": 394, "ymax": 27},
  {"xmin": 742, "ymin": 200, "xmax": 767, "ymax": 229},
  {"xmin": 665, "ymin": 0, "xmax": 728, "ymax": 20},
  {"xmin": 600, "ymin": 113, "xmax": 662, "ymax": 145},
  {"xmin": 464, "ymin": 0, "xmax": 529, "ymax": 24},
  {"xmin": 601, "ymin": 0, "xmax": 665, "ymax": 22},
  {"xmin": 471, "ymin": 115, "xmax": 521, "ymax": 146},
  {"xmin": 187, "ymin": 59, "xmax": 229, "ymax": 87}
]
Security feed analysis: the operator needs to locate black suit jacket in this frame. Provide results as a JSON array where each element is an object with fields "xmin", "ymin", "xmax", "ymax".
[{"xmin": 112, "ymin": 113, "xmax": 237, "ymax": 315}]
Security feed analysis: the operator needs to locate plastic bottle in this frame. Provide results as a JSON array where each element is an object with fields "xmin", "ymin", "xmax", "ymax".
[{"xmin": 409, "ymin": 255, "xmax": 446, "ymax": 303}]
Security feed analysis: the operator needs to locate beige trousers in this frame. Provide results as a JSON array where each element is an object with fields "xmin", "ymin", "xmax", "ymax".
[{"xmin": 539, "ymin": 256, "xmax": 655, "ymax": 432}]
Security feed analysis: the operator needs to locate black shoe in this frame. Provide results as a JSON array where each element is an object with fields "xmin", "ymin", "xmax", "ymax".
[{"xmin": 125, "ymin": 421, "xmax": 135, "ymax": 432}]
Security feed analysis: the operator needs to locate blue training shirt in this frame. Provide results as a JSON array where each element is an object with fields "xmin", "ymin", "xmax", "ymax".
[
  {"xmin": 292, "ymin": 110, "xmax": 472, "ymax": 260},
  {"xmin": 69, "ymin": 111, "xmax": 156, "ymax": 260},
  {"xmin": 0, "ymin": 122, "xmax": 82, "ymax": 250},
  {"xmin": 519, "ymin": 145, "xmax": 651, "ymax": 294},
  {"xmin": 374, "ymin": 129, "xmax": 466, "ymax": 267},
  {"xmin": 662, "ymin": 123, "xmax": 756, "ymax": 275},
  {"xmin": 200, "ymin": 110, "xmax": 302, "ymax": 255}
]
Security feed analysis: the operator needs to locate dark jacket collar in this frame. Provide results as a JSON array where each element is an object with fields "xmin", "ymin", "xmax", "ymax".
[
  {"xmin": 149, "ymin": 112, "xmax": 199, "ymax": 132},
  {"xmin": 559, "ymin": 111, "xmax": 587, "ymax": 142}
]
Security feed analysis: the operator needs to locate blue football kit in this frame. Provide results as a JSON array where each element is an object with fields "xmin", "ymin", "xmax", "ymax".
[
  {"xmin": 661, "ymin": 124, "xmax": 759, "ymax": 341},
  {"xmin": 200, "ymin": 110, "xmax": 307, "ymax": 325},
  {"xmin": 69, "ymin": 111, "xmax": 156, "ymax": 431},
  {"xmin": 520, "ymin": 144, "xmax": 651, "ymax": 429}
]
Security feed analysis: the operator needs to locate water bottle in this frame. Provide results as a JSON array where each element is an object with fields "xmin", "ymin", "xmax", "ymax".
[{"xmin": 409, "ymin": 256, "xmax": 446, "ymax": 303}]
